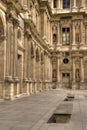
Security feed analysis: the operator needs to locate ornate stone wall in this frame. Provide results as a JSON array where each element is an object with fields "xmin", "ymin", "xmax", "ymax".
[{"xmin": 0, "ymin": 0, "xmax": 87, "ymax": 100}]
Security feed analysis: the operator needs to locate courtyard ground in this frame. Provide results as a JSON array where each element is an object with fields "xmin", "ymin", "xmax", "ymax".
[{"xmin": 0, "ymin": 88, "xmax": 87, "ymax": 130}]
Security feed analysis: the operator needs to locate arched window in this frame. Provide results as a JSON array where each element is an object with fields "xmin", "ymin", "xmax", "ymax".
[
  {"xmin": 53, "ymin": 0, "xmax": 57, "ymax": 8},
  {"xmin": 63, "ymin": 0, "xmax": 70, "ymax": 9}
]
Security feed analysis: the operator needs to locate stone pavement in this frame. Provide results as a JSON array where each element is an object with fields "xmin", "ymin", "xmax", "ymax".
[{"xmin": 0, "ymin": 89, "xmax": 87, "ymax": 130}]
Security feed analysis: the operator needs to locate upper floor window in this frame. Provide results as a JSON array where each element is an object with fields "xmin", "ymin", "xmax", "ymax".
[
  {"xmin": 63, "ymin": 0, "xmax": 70, "ymax": 9},
  {"xmin": 62, "ymin": 28, "xmax": 70, "ymax": 45},
  {"xmin": 62, "ymin": 52, "xmax": 70, "ymax": 57},
  {"xmin": 53, "ymin": 0, "xmax": 57, "ymax": 8}
]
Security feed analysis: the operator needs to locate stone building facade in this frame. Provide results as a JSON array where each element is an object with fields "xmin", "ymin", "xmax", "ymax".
[{"xmin": 0, "ymin": 0, "xmax": 87, "ymax": 100}]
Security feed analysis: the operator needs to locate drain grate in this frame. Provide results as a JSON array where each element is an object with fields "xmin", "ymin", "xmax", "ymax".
[{"xmin": 48, "ymin": 113, "xmax": 71, "ymax": 123}]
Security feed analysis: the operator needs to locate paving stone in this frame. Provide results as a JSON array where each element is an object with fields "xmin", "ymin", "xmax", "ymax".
[{"xmin": 0, "ymin": 89, "xmax": 87, "ymax": 130}]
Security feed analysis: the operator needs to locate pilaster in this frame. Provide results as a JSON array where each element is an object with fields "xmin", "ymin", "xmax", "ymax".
[
  {"xmin": 13, "ymin": 19, "xmax": 19, "ymax": 78},
  {"xmin": 57, "ymin": 56, "xmax": 61, "ymax": 83},
  {"xmin": 6, "ymin": 15, "xmax": 14, "ymax": 77},
  {"xmin": 72, "ymin": 58, "xmax": 76, "ymax": 82},
  {"xmin": 72, "ymin": 20, "xmax": 76, "ymax": 49},
  {"xmin": 81, "ymin": 57, "xmax": 84, "ymax": 82}
]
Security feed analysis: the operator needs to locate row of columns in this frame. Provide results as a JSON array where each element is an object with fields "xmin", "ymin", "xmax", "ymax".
[
  {"xmin": 23, "ymin": 25, "xmax": 52, "ymax": 94},
  {"xmin": 5, "ymin": 18, "xmax": 52, "ymax": 99}
]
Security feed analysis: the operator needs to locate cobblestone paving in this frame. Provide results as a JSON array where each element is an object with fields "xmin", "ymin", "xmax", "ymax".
[{"xmin": 0, "ymin": 89, "xmax": 87, "ymax": 130}]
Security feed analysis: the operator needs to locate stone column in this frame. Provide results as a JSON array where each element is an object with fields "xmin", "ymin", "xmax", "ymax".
[
  {"xmin": 52, "ymin": 0, "xmax": 54, "ymax": 8},
  {"xmin": 24, "ymin": 32, "xmax": 28, "ymax": 80},
  {"xmin": 73, "ymin": 0, "xmax": 76, "ymax": 7},
  {"xmin": 23, "ymin": 30, "xmax": 30, "ymax": 95},
  {"xmin": 58, "ymin": 0, "xmax": 61, "ymax": 9},
  {"xmin": 46, "ymin": 18, "xmax": 48, "ymax": 40},
  {"xmin": 57, "ymin": 57, "xmax": 61, "ymax": 83},
  {"xmin": 32, "ymin": 53, "xmax": 36, "ymax": 93},
  {"xmin": 81, "ymin": 0, "xmax": 85, "ymax": 8},
  {"xmin": 81, "ymin": 57, "xmax": 84, "ymax": 82},
  {"xmin": 45, "ymin": 14, "xmax": 47, "ymax": 37},
  {"xmin": 5, "ymin": 16, "xmax": 16, "ymax": 99},
  {"xmin": 48, "ymin": 19, "xmax": 50, "ymax": 42},
  {"xmin": 72, "ymin": 58, "xmax": 76, "ymax": 82},
  {"xmin": 85, "ymin": 24, "xmax": 87, "ymax": 46},
  {"xmin": 44, "ymin": 52, "xmax": 47, "ymax": 90},
  {"xmin": 36, "ymin": 56, "xmax": 39, "ymax": 91},
  {"xmin": 72, "ymin": 21, "xmax": 76, "ymax": 47},
  {"xmin": 30, "ymin": 57, "xmax": 33, "ymax": 94},
  {"xmin": 27, "ymin": 36, "xmax": 31, "ymax": 79},
  {"xmin": 60, "ymin": 0, "xmax": 62, "ymax": 9},
  {"xmin": 13, "ymin": 19, "xmax": 20, "ymax": 96},
  {"xmin": 57, "ymin": 21, "xmax": 61, "ymax": 47},
  {"xmin": 41, "ymin": 59, "xmax": 44, "ymax": 90},
  {"xmin": 81, "ymin": 20, "xmax": 84, "ymax": 46},
  {"xmin": 44, "ymin": 53, "xmax": 47, "ymax": 80},
  {"xmin": 50, "ymin": 22, "xmax": 52, "ymax": 45},
  {"xmin": 40, "ymin": 10, "xmax": 45, "ymax": 37},
  {"xmin": 84, "ymin": 0, "xmax": 86, "ymax": 8},
  {"xmin": 6, "ymin": 17, "xmax": 13, "ymax": 77},
  {"xmin": 37, "ymin": 56, "xmax": 40, "ymax": 91},
  {"xmin": 13, "ymin": 20, "xmax": 19, "ymax": 78}
]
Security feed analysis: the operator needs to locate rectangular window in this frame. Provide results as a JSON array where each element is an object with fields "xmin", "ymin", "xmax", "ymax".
[
  {"xmin": 62, "ymin": 28, "xmax": 70, "ymax": 45},
  {"xmin": 62, "ymin": 52, "xmax": 70, "ymax": 57},
  {"xmin": 54, "ymin": 0, "xmax": 57, "ymax": 8},
  {"xmin": 63, "ymin": 0, "xmax": 70, "ymax": 9},
  {"xmin": 62, "ymin": 73, "xmax": 70, "ymax": 77}
]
